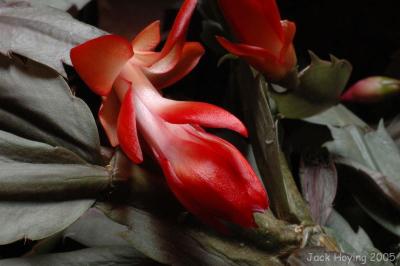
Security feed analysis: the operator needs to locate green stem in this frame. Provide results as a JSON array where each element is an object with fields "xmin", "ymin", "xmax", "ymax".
[
  {"xmin": 0, "ymin": 171, "xmax": 116, "ymax": 200},
  {"xmin": 234, "ymin": 62, "xmax": 312, "ymax": 224}
]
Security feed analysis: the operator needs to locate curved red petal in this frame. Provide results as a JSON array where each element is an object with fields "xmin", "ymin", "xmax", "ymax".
[
  {"xmin": 117, "ymin": 88, "xmax": 143, "ymax": 164},
  {"xmin": 216, "ymin": 36, "xmax": 276, "ymax": 60},
  {"xmin": 218, "ymin": 0, "xmax": 282, "ymax": 54},
  {"xmin": 70, "ymin": 35, "xmax": 133, "ymax": 96},
  {"xmin": 217, "ymin": 36, "xmax": 295, "ymax": 80},
  {"xmin": 281, "ymin": 20, "xmax": 296, "ymax": 45},
  {"xmin": 260, "ymin": 0, "xmax": 283, "ymax": 40},
  {"xmin": 161, "ymin": 0, "xmax": 197, "ymax": 55},
  {"xmin": 340, "ymin": 90, "xmax": 354, "ymax": 102},
  {"xmin": 132, "ymin": 20, "xmax": 161, "ymax": 52},
  {"xmin": 99, "ymin": 91, "xmax": 120, "ymax": 147},
  {"xmin": 142, "ymin": 43, "xmax": 183, "ymax": 75},
  {"xmin": 155, "ymin": 100, "xmax": 248, "ymax": 137},
  {"xmin": 280, "ymin": 20, "xmax": 296, "ymax": 60},
  {"xmin": 144, "ymin": 42, "xmax": 204, "ymax": 89},
  {"xmin": 131, "ymin": 51, "xmax": 160, "ymax": 67}
]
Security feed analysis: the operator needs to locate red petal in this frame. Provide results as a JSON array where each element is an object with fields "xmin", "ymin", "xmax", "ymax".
[
  {"xmin": 132, "ymin": 20, "xmax": 161, "ymax": 52},
  {"xmin": 99, "ymin": 91, "xmax": 120, "ymax": 147},
  {"xmin": 144, "ymin": 42, "xmax": 204, "ymax": 89},
  {"xmin": 117, "ymin": 88, "xmax": 143, "ymax": 163},
  {"xmin": 159, "ymin": 154, "xmax": 230, "ymax": 233},
  {"xmin": 131, "ymin": 51, "xmax": 160, "ymax": 67},
  {"xmin": 260, "ymin": 0, "xmax": 284, "ymax": 40},
  {"xmin": 154, "ymin": 127, "xmax": 268, "ymax": 230},
  {"xmin": 142, "ymin": 43, "xmax": 183, "ymax": 75},
  {"xmin": 161, "ymin": 0, "xmax": 197, "ymax": 55},
  {"xmin": 216, "ymin": 36, "xmax": 276, "ymax": 60},
  {"xmin": 280, "ymin": 20, "xmax": 296, "ymax": 60},
  {"xmin": 281, "ymin": 20, "xmax": 296, "ymax": 45},
  {"xmin": 70, "ymin": 35, "xmax": 133, "ymax": 96},
  {"xmin": 218, "ymin": 0, "xmax": 282, "ymax": 54},
  {"xmin": 340, "ymin": 90, "xmax": 354, "ymax": 102},
  {"xmin": 130, "ymin": 0, "xmax": 198, "ymax": 83},
  {"xmin": 217, "ymin": 36, "xmax": 294, "ymax": 80},
  {"xmin": 155, "ymin": 100, "xmax": 248, "ymax": 137}
]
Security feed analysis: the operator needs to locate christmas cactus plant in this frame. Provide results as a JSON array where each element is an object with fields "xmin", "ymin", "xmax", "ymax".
[{"xmin": 0, "ymin": 0, "xmax": 399, "ymax": 265}]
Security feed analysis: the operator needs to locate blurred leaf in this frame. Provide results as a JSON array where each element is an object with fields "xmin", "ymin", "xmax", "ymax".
[
  {"xmin": 97, "ymin": 204, "xmax": 284, "ymax": 266},
  {"xmin": 0, "ymin": 55, "xmax": 102, "ymax": 164},
  {"xmin": 300, "ymin": 154, "xmax": 338, "ymax": 225},
  {"xmin": 325, "ymin": 121, "xmax": 400, "ymax": 236},
  {"xmin": 387, "ymin": 114, "xmax": 400, "ymax": 149},
  {"xmin": 0, "ymin": 200, "xmax": 93, "ymax": 245},
  {"xmin": 336, "ymin": 158, "xmax": 400, "ymax": 210},
  {"xmin": 355, "ymin": 195, "xmax": 400, "ymax": 238},
  {"xmin": 335, "ymin": 157, "xmax": 400, "ymax": 237},
  {"xmin": 272, "ymin": 52, "xmax": 352, "ymax": 118},
  {"xmin": 326, "ymin": 121, "xmax": 400, "ymax": 208},
  {"xmin": 325, "ymin": 210, "xmax": 394, "ymax": 266},
  {"xmin": 24, "ymin": 232, "xmax": 63, "ymax": 256},
  {"xmin": 326, "ymin": 210, "xmax": 374, "ymax": 253},
  {"xmin": 201, "ymin": 20, "xmax": 226, "ymax": 54},
  {"xmin": 0, "ymin": 246, "xmax": 156, "ymax": 266},
  {"xmin": 198, "ymin": 0, "xmax": 223, "ymax": 21},
  {"xmin": 305, "ymin": 104, "xmax": 368, "ymax": 129},
  {"xmin": 64, "ymin": 208, "xmax": 131, "ymax": 248},
  {"xmin": 0, "ymin": 4, "xmax": 104, "ymax": 75},
  {"xmin": 287, "ymin": 247, "xmax": 365, "ymax": 266},
  {"xmin": 0, "ymin": 0, "xmax": 92, "ymax": 11}
]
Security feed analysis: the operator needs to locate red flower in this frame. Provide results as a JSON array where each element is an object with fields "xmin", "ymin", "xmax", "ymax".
[
  {"xmin": 216, "ymin": 0, "xmax": 297, "ymax": 81},
  {"xmin": 70, "ymin": 0, "xmax": 268, "ymax": 230},
  {"xmin": 341, "ymin": 76, "xmax": 400, "ymax": 103}
]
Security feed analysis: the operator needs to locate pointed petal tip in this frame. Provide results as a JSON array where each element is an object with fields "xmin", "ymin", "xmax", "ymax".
[
  {"xmin": 340, "ymin": 91, "xmax": 353, "ymax": 102},
  {"xmin": 216, "ymin": 36, "xmax": 275, "ymax": 60},
  {"xmin": 144, "ymin": 42, "xmax": 204, "ymax": 89},
  {"xmin": 161, "ymin": 0, "xmax": 198, "ymax": 54},
  {"xmin": 99, "ymin": 93, "xmax": 120, "ymax": 147},
  {"xmin": 132, "ymin": 20, "xmax": 161, "ymax": 52},
  {"xmin": 153, "ymin": 100, "xmax": 248, "ymax": 137}
]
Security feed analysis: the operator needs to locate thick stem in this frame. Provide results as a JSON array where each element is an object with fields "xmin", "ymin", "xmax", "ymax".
[
  {"xmin": 234, "ymin": 62, "xmax": 312, "ymax": 224},
  {"xmin": 0, "ymin": 168, "xmax": 117, "ymax": 201}
]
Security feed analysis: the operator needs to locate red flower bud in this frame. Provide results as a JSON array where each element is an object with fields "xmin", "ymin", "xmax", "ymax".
[
  {"xmin": 341, "ymin": 76, "xmax": 400, "ymax": 103},
  {"xmin": 120, "ymin": 66, "xmax": 268, "ymax": 231},
  {"xmin": 217, "ymin": 0, "xmax": 297, "ymax": 81},
  {"xmin": 70, "ymin": 0, "xmax": 268, "ymax": 231}
]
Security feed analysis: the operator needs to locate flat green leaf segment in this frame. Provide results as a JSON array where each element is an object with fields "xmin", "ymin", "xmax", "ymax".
[
  {"xmin": 0, "ymin": 247, "xmax": 150, "ymax": 266},
  {"xmin": 0, "ymin": 55, "xmax": 108, "ymax": 245},
  {"xmin": 0, "ymin": 3, "xmax": 104, "ymax": 75},
  {"xmin": 0, "ymin": 55, "xmax": 101, "ymax": 164},
  {"xmin": 325, "ymin": 122, "xmax": 400, "ymax": 236},
  {"xmin": 0, "ymin": 0, "xmax": 92, "ymax": 11},
  {"xmin": 272, "ymin": 52, "xmax": 352, "ymax": 118},
  {"xmin": 326, "ymin": 122, "xmax": 400, "ymax": 206},
  {"xmin": 325, "ymin": 211, "xmax": 394, "ymax": 266},
  {"xmin": 305, "ymin": 104, "xmax": 368, "ymax": 128},
  {"xmin": 0, "ymin": 200, "xmax": 94, "ymax": 245}
]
